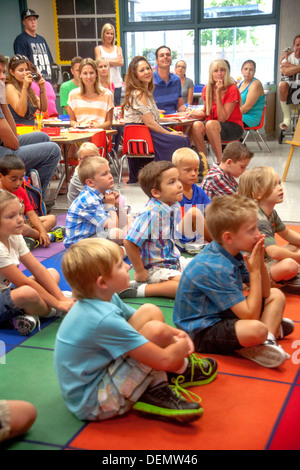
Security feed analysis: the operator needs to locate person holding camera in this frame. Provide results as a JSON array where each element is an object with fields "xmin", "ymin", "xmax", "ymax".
[{"xmin": 6, "ymin": 55, "xmax": 48, "ymax": 125}]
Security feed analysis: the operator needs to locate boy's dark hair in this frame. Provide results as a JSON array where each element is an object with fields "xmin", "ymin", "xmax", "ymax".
[
  {"xmin": 138, "ymin": 161, "xmax": 175, "ymax": 199},
  {"xmin": 0, "ymin": 155, "xmax": 25, "ymax": 176},
  {"xmin": 221, "ymin": 141, "xmax": 254, "ymax": 163},
  {"xmin": 0, "ymin": 54, "xmax": 6, "ymax": 66}
]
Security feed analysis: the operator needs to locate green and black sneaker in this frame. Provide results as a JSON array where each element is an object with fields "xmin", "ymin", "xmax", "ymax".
[
  {"xmin": 132, "ymin": 381, "xmax": 203, "ymax": 424},
  {"xmin": 168, "ymin": 353, "xmax": 218, "ymax": 388}
]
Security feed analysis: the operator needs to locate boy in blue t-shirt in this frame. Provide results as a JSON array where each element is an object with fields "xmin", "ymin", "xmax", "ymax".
[
  {"xmin": 54, "ymin": 238, "xmax": 217, "ymax": 424},
  {"xmin": 172, "ymin": 148, "xmax": 212, "ymax": 253}
]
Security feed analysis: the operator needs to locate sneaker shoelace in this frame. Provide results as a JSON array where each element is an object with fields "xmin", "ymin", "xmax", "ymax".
[
  {"xmin": 169, "ymin": 376, "xmax": 202, "ymax": 404},
  {"xmin": 188, "ymin": 353, "xmax": 213, "ymax": 380}
]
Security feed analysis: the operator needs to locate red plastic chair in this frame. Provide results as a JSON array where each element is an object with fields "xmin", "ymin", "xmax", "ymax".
[
  {"xmin": 242, "ymin": 105, "xmax": 271, "ymax": 152},
  {"xmin": 90, "ymin": 131, "xmax": 120, "ymax": 174},
  {"xmin": 118, "ymin": 125, "xmax": 155, "ymax": 187}
]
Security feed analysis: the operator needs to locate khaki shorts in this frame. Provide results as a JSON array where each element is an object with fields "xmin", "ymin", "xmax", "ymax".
[
  {"xmin": 147, "ymin": 256, "xmax": 191, "ymax": 284},
  {"xmin": 0, "ymin": 400, "xmax": 10, "ymax": 442},
  {"xmin": 87, "ymin": 355, "xmax": 166, "ymax": 421}
]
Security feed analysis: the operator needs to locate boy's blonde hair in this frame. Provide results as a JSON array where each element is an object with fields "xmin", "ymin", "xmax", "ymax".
[
  {"xmin": 172, "ymin": 147, "xmax": 199, "ymax": 166},
  {"xmin": 238, "ymin": 166, "xmax": 275, "ymax": 203},
  {"xmin": 221, "ymin": 141, "xmax": 254, "ymax": 163},
  {"xmin": 77, "ymin": 143, "xmax": 100, "ymax": 160},
  {"xmin": 205, "ymin": 194, "xmax": 258, "ymax": 244},
  {"xmin": 77, "ymin": 156, "xmax": 109, "ymax": 186},
  {"xmin": 62, "ymin": 238, "xmax": 122, "ymax": 299}
]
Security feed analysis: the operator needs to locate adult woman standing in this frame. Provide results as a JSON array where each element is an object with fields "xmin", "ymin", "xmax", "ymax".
[
  {"xmin": 6, "ymin": 55, "xmax": 47, "ymax": 125},
  {"xmin": 190, "ymin": 59, "xmax": 243, "ymax": 163},
  {"xmin": 67, "ymin": 58, "xmax": 113, "ymax": 129},
  {"xmin": 122, "ymin": 56, "xmax": 190, "ymax": 183},
  {"xmin": 238, "ymin": 59, "xmax": 265, "ymax": 128},
  {"xmin": 175, "ymin": 60, "xmax": 194, "ymax": 105},
  {"xmin": 95, "ymin": 24, "xmax": 123, "ymax": 106}
]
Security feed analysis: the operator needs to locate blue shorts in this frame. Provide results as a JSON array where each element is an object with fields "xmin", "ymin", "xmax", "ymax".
[{"xmin": 0, "ymin": 288, "xmax": 24, "ymax": 324}]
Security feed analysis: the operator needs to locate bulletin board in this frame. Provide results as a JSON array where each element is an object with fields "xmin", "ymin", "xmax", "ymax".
[{"xmin": 52, "ymin": 0, "xmax": 120, "ymax": 65}]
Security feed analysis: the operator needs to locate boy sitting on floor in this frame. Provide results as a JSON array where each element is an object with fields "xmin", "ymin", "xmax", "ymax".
[
  {"xmin": 0, "ymin": 155, "xmax": 65, "ymax": 249},
  {"xmin": 64, "ymin": 157, "xmax": 131, "ymax": 249},
  {"xmin": 201, "ymin": 141, "xmax": 253, "ymax": 199},
  {"xmin": 120, "ymin": 161, "xmax": 192, "ymax": 299},
  {"xmin": 172, "ymin": 147, "xmax": 212, "ymax": 253},
  {"xmin": 54, "ymin": 238, "xmax": 218, "ymax": 424},
  {"xmin": 173, "ymin": 194, "xmax": 293, "ymax": 369}
]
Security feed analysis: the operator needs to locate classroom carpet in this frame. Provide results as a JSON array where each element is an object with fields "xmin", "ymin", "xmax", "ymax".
[{"xmin": 0, "ymin": 220, "xmax": 299, "ymax": 451}]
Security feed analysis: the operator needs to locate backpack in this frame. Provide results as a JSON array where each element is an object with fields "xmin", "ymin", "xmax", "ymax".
[{"xmin": 22, "ymin": 169, "xmax": 47, "ymax": 217}]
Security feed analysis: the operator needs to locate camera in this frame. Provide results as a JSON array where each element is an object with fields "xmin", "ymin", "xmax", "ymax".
[{"xmin": 31, "ymin": 72, "xmax": 40, "ymax": 82}]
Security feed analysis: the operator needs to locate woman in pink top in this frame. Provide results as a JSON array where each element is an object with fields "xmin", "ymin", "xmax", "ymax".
[
  {"xmin": 190, "ymin": 59, "xmax": 243, "ymax": 163},
  {"xmin": 67, "ymin": 58, "xmax": 113, "ymax": 129}
]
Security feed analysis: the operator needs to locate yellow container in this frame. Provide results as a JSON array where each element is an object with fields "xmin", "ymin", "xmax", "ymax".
[{"xmin": 16, "ymin": 126, "xmax": 35, "ymax": 135}]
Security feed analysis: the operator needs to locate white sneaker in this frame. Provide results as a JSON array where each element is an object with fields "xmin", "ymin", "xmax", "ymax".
[
  {"xmin": 12, "ymin": 315, "xmax": 40, "ymax": 336},
  {"xmin": 237, "ymin": 340, "xmax": 287, "ymax": 368}
]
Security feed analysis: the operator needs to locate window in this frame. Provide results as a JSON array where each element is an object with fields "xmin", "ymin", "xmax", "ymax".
[
  {"xmin": 120, "ymin": 0, "xmax": 279, "ymax": 84},
  {"xmin": 126, "ymin": 29, "xmax": 195, "ymax": 78},
  {"xmin": 200, "ymin": 24, "xmax": 276, "ymax": 84},
  {"xmin": 127, "ymin": 0, "xmax": 191, "ymax": 22},
  {"xmin": 203, "ymin": 0, "xmax": 274, "ymax": 19}
]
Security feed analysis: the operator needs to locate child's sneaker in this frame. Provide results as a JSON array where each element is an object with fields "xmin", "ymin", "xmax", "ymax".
[
  {"xmin": 277, "ymin": 318, "xmax": 294, "ymax": 339},
  {"xmin": 168, "ymin": 353, "xmax": 218, "ymax": 388},
  {"xmin": 132, "ymin": 381, "xmax": 203, "ymax": 424},
  {"xmin": 48, "ymin": 226, "xmax": 66, "ymax": 242},
  {"xmin": 12, "ymin": 314, "xmax": 40, "ymax": 335},
  {"xmin": 24, "ymin": 237, "xmax": 39, "ymax": 251},
  {"xmin": 237, "ymin": 340, "xmax": 287, "ymax": 368},
  {"xmin": 281, "ymin": 274, "xmax": 300, "ymax": 294}
]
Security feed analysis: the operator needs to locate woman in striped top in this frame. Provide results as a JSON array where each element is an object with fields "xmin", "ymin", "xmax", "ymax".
[{"xmin": 67, "ymin": 58, "xmax": 114, "ymax": 130}]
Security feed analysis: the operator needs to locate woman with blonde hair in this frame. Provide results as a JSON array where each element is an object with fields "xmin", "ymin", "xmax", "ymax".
[
  {"xmin": 95, "ymin": 23, "xmax": 123, "ymax": 105},
  {"xmin": 174, "ymin": 60, "xmax": 194, "ymax": 105},
  {"xmin": 190, "ymin": 59, "xmax": 243, "ymax": 163},
  {"xmin": 122, "ymin": 56, "xmax": 190, "ymax": 183},
  {"xmin": 96, "ymin": 57, "xmax": 115, "ymax": 96},
  {"xmin": 67, "ymin": 58, "xmax": 113, "ymax": 129}
]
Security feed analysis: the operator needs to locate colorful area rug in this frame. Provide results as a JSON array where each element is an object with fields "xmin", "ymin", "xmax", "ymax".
[{"xmin": 0, "ymin": 222, "xmax": 299, "ymax": 450}]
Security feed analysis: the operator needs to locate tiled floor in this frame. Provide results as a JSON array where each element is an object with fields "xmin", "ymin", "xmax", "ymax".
[{"xmin": 51, "ymin": 135, "xmax": 300, "ymax": 224}]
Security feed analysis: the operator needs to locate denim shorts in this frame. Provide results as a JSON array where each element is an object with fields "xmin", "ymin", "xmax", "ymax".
[
  {"xmin": 0, "ymin": 288, "xmax": 24, "ymax": 324},
  {"xmin": 194, "ymin": 318, "xmax": 242, "ymax": 355}
]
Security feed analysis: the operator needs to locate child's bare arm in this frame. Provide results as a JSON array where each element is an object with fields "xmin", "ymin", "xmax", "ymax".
[
  {"xmin": 128, "ymin": 338, "xmax": 190, "ymax": 372},
  {"xmin": 266, "ymin": 244, "xmax": 300, "ymax": 264},
  {"xmin": 278, "ymin": 228, "xmax": 300, "ymax": 247},
  {"xmin": 26, "ymin": 210, "xmax": 50, "ymax": 247},
  {"xmin": 124, "ymin": 239, "xmax": 148, "ymax": 282},
  {"xmin": 232, "ymin": 238, "xmax": 264, "ymax": 320}
]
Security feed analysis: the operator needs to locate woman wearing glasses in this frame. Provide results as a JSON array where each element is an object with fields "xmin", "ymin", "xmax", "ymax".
[
  {"xmin": 6, "ymin": 55, "xmax": 47, "ymax": 125},
  {"xmin": 175, "ymin": 60, "xmax": 194, "ymax": 106}
]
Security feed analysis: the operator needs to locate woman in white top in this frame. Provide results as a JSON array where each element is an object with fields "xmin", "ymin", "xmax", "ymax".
[{"xmin": 95, "ymin": 23, "xmax": 123, "ymax": 106}]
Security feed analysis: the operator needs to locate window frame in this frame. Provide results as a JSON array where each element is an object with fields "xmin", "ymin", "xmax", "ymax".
[{"xmin": 119, "ymin": 0, "xmax": 281, "ymax": 83}]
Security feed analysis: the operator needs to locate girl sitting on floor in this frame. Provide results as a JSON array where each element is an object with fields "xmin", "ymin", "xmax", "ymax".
[{"xmin": 0, "ymin": 190, "xmax": 74, "ymax": 336}]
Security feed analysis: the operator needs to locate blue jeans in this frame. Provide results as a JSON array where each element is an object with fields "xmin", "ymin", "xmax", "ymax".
[{"xmin": 0, "ymin": 132, "xmax": 61, "ymax": 198}]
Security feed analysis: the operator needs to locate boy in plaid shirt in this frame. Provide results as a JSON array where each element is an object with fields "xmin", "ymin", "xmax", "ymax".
[
  {"xmin": 201, "ymin": 141, "xmax": 253, "ymax": 199},
  {"xmin": 64, "ymin": 157, "xmax": 131, "ymax": 249},
  {"xmin": 120, "ymin": 161, "xmax": 191, "ymax": 299}
]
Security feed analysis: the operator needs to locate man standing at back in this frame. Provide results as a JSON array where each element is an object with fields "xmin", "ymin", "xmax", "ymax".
[
  {"xmin": 153, "ymin": 46, "xmax": 187, "ymax": 115},
  {"xmin": 13, "ymin": 9, "xmax": 54, "ymax": 81}
]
